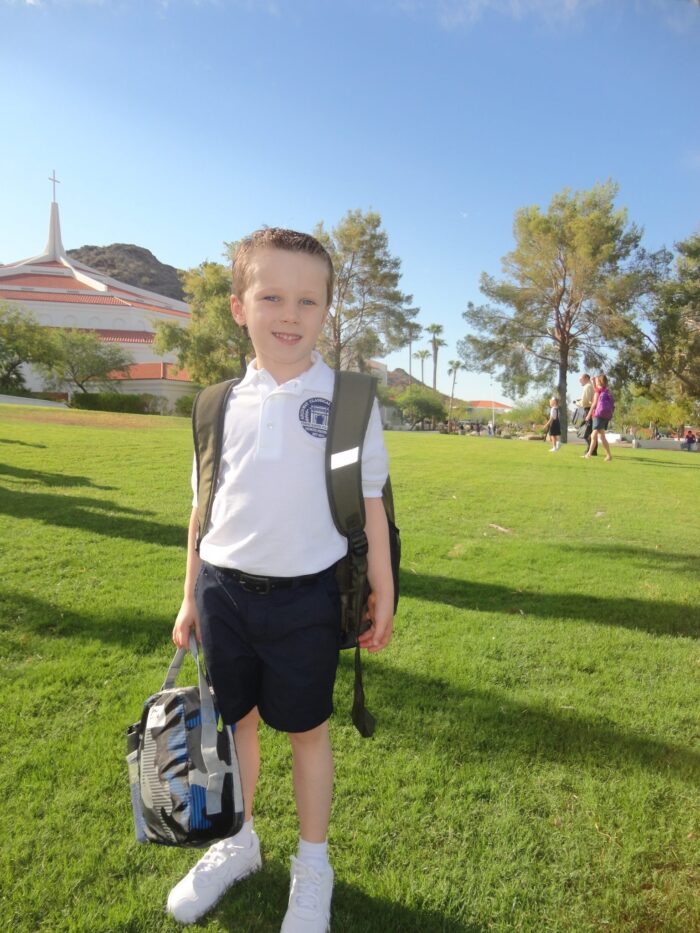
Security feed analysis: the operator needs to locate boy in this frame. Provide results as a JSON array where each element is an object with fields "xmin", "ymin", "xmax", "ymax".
[
  {"xmin": 168, "ymin": 228, "xmax": 394, "ymax": 931},
  {"xmin": 545, "ymin": 396, "xmax": 561, "ymax": 452}
]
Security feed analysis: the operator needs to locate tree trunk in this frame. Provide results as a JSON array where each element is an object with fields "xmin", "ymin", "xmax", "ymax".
[{"xmin": 558, "ymin": 347, "xmax": 569, "ymax": 443}]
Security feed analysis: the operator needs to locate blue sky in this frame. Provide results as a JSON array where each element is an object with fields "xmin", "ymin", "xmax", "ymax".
[{"xmin": 1, "ymin": 0, "xmax": 699, "ymax": 400}]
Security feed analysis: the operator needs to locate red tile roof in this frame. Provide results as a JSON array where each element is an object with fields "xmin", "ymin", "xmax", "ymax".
[
  {"xmin": 0, "ymin": 273, "xmax": 96, "ymax": 290},
  {"xmin": 110, "ymin": 362, "xmax": 191, "ymax": 382}
]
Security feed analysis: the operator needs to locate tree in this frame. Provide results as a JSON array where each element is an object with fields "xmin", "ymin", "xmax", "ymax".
[
  {"xmin": 413, "ymin": 348, "xmax": 430, "ymax": 384},
  {"xmin": 395, "ymin": 384, "xmax": 446, "ymax": 429},
  {"xmin": 447, "ymin": 359, "xmax": 463, "ymax": 426},
  {"xmin": 0, "ymin": 305, "xmax": 54, "ymax": 390},
  {"xmin": 154, "ymin": 261, "xmax": 251, "ymax": 386},
  {"xmin": 404, "ymin": 321, "xmax": 423, "ymax": 383},
  {"xmin": 615, "ymin": 231, "xmax": 700, "ymax": 406},
  {"xmin": 313, "ymin": 210, "xmax": 418, "ymax": 371},
  {"xmin": 459, "ymin": 181, "xmax": 661, "ymax": 441},
  {"xmin": 426, "ymin": 323, "xmax": 446, "ymax": 390},
  {"xmin": 41, "ymin": 329, "xmax": 133, "ymax": 394}
]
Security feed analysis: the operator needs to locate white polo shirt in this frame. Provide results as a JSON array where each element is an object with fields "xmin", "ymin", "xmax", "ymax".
[{"xmin": 193, "ymin": 352, "xmax": 389, "ymax": 577}]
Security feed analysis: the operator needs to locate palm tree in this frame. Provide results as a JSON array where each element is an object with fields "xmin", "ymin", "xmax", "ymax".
[
  {"xmin": 427, "ymin": 323, "xmax": 446, "ymax": 390},
  {"xmin": 447, "ymin": 359, "xmax": 463, "ymax": 428},
  {"xmin": 413, "ymin": 349, "xmax": 430, "ymax": 385},
  {"xmin": 405, "ymin": 322, "xmax": 422, "ymax": 384}
]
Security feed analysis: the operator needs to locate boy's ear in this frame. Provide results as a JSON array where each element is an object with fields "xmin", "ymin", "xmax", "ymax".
[{"xmin": 231, "ymin": 294, "xmax": 246, "ymax": 326}]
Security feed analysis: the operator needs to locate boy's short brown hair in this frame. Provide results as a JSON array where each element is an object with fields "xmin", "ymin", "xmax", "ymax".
[{"xmin": 231, "ymin": 228, "xmax": 334, "ymax": 307}]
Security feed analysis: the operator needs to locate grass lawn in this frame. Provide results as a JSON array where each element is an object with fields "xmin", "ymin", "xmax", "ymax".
[{"xmin": 1, "ymin": 404, "xmax": 698, "ymax": 932}]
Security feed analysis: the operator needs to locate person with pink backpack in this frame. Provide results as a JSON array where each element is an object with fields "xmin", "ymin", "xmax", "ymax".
[{"xmin": 583, "ymin": 373, "xmax": 614, "ymax": 461}]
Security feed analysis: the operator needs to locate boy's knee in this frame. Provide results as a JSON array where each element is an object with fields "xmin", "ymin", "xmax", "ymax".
[{"xmin": 287, "ymin": 720, "xmax": 330, "ymax": 747}]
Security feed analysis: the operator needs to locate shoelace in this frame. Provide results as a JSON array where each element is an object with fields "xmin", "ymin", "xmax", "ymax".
[{"xmin": 292, "ymin": 862, "xmax": 323, "ymax": 911}]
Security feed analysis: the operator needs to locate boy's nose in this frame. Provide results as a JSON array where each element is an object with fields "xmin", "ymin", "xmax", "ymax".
[{"xmin": 280, "ymin": 301, "xmax": 300, "ymax": 322}]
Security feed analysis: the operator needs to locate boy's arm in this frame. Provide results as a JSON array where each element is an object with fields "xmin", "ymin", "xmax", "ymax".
[
  {"xmin": 358, "ymin": 496, "xmax": 394, "ymax": 653},
  {"xmin": 172, "ymin": 507, "xmax": 202, "ymax": 648}
]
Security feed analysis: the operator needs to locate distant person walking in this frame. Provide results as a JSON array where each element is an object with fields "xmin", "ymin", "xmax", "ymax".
[
  {"xmin": 578, "ymin": 373, "xmax": 596, "ymax": 456},
  {"xmin": 584, "ymin": 374, "xmax": 614, "ymax": 461},
  {"xmin": 545, "ymin": 397, "xmax": 561, "ymax": 452}
]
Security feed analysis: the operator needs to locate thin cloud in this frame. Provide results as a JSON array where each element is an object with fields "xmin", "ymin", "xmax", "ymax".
[{"xmin": 391, "ymin": 0, "xmax": 700, "ymax": 30}]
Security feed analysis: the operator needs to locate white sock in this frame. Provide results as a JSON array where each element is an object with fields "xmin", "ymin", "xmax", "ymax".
[
  {"xmin": 298, "ymin": 838, "xmax": 329, "ymax": 872},
  {"xmin": 229, "ymin": 817, "xmax": 254, "ymax": 848}
]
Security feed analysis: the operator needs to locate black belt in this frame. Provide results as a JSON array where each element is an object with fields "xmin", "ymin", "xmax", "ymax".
[{"xmin": 216, "ymin": 565, "xmax": 328, "ymax": 595}]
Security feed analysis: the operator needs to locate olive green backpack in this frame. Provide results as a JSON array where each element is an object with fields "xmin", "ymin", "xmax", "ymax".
[{"xmin": 191, "ymin": 371, "xmax": 400, "ymax": 737}]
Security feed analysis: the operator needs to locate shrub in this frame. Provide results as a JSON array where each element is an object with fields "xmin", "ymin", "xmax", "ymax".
[
  {"xmin": 175, "ymin": 394, "xmax": 197, "ymax": 417},
  {"xmin": 70, "ymin": 392, "xmax": 164, "ymax": 414}
]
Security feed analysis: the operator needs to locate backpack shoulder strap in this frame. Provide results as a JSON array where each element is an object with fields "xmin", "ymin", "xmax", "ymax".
[
  {"xmin": 325, "ymin": 371, "xmax": 378, "ymax": 739},
  {"xmin": 192, "ymin": 378, "xmax": 240, "ymax": 550},
  {"xmin": 325, "ymin": 370, "xmax": 377, "ymax": 543}
]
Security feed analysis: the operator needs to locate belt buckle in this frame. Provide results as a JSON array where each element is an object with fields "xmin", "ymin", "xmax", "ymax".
[{"xmin": 244, "ymin": 574, "xmax": 272, "ymax": 595}]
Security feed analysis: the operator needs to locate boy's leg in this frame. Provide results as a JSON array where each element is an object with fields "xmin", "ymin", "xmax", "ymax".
[
  {"xmin": 281, "ymin": 720, "xmax": 334, "ymax": 933},
  {"xmin": 289, "ymin": 720, "xmax": 334, "ymax": 842},
  {"xmin": 235, "ymin": 705, "xmax": 261, "ymax": 821}
]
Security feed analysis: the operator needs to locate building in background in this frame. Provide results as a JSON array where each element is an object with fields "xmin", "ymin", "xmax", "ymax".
[{"xmin": 0, "ymin": 195, "xmax": 193, "ymax": 409}]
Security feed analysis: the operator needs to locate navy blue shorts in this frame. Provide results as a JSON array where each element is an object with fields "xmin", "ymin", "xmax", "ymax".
[
  {"xmin": 592, "ymin": 417, "xmax": 609, "ymax": 431},
  {"xmin": 195, "ymin": 562, "xmax": 341, "ymax": 733}
]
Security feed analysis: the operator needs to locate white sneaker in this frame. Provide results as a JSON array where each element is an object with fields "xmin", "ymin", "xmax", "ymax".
[
  {"xmin": 280, "ymin": 856, "xmax": 334, "ymax": 933},
  {"xmin": 166, "ymin": 831, "xmax": 262, "ymax": 924}
]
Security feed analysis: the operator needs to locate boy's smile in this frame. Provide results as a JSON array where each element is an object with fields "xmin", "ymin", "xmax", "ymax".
[{"xmin": 231, "ymin": 248, "xmax": 330, "ymax": 383}]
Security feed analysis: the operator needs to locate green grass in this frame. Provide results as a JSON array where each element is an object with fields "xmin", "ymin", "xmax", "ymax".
[{"xmin": 1, "ymin": 404, "xmax": 698, "ymax": 932}]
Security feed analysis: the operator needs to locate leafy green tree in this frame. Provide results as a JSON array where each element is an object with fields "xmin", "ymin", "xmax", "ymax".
[
  {"xmin": 154, "ymin": 261, "xmax": 251, "ymax": 386},
  {"xmin": 313, "ymin": 209, "xmax": 418, "ymax": 371},
  {"xmin": 459, "ymin": 181, "xmax": 661, "ymax": 441},
  {"xmin": 0, "ymin": 305, "xmax": 54, "ymax": 390},
  {"xmin": 41, "ymin": 329, "xmax": 133, "ymax": 394},
  {"xmin": 413, "ymin": 348, "xmax": 430, "ymax": 385},
  {"xmin": 615, "ymin": 231, "xmax": 700, "ymax": 405},
  {"xmin": 395, "ymin": 384, "xmax": 446, "ymax": 429},
  {"xmin": 426, "ymin": 323, "xmax": 446, "ymax": 390}
]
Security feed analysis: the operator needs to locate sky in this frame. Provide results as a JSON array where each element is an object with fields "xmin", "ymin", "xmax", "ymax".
[{"xmin": 1, "ymin": 0, "xmax": 699, "ymax": 402}]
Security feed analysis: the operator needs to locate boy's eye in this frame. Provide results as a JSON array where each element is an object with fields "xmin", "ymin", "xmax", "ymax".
[
  {"xmin": 301, "ymin": 299, "xmax": 316, "ymax": 306},
  {"xmin": 263, "ymin": 295, "xmax": 279, "ymax": 302}
]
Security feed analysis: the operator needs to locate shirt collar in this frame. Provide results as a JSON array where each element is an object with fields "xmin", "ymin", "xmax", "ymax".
[{"xmin": 238, "ymin": 351, "xmax": 332, "ymax": 395}]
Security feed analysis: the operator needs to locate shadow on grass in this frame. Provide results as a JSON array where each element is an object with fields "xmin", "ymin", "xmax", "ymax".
[
  {"xmin": 214, "ymin": 858, "xmax": 478, "ymax": 932},
  {"xmin": 345, "ymin": 656, "xmax": 700, "ymax": 785},
  {"xmin": 5, "ymin": 588, "xmax": 699, "ymax": 785},
  {"xmin": 0, "ymin": 485, "xmax": 185, "ymax": 546},
  {"xmin": 561, "ymin": 542, "xmax": 700, "ymax": 581},
  {"xmin": 0, "ymin": 462, "xmax": 115, "ymax": 489},
  {"xmin": 400, "ymin": 572, "xmax": 700, "ymax": 639},
  {"xmin": 629, "ymin": 457, "xmax": 700, "ymax": 470},
  {"xmin": 0, "ymin": 436, "xmax": 47, "ymax": 448}
]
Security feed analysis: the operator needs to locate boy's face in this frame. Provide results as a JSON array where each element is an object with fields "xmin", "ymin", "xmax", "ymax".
[{"xmin": 231, "ymin": 248, "xmax": 330, "ymax": 383}]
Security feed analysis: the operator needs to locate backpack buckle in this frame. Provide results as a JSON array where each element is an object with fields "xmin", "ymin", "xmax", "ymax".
[{"xmin": 348, "ymin": 530, "xmax": 368, "ymax": 557}]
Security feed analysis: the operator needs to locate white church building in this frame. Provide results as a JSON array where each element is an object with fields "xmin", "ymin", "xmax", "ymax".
[{"xmin": 0, "ymin": 192, "xmax": 194, "ymax": 409}]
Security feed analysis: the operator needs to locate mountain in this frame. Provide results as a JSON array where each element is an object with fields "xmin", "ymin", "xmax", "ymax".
[{"xmin": 66, "ymin": 243, "xmax": 185, "ymax": 301}]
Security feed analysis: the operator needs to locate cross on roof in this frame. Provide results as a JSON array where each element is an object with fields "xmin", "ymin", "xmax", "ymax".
[{"xmin": 49, "ymin": 170, "xmax": 60, "ymax": 202}]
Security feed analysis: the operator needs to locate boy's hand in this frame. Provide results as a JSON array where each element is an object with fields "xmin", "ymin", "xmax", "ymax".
[
  {"xmin": 358, "ymin": 592, "xmax": 393, "ymax": 653},
  {"xmin": 172, "ymin": 598, "xmax": 201, "ymax": 649}
]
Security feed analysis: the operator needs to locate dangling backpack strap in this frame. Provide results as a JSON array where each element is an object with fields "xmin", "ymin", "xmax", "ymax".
[
  {"xmin": 326, "ymin": 371, "xmax": 378, "ymax": 737},
  {"xmin": 192, "ymin": 379, "xmax": 240, "ymax": 550}
]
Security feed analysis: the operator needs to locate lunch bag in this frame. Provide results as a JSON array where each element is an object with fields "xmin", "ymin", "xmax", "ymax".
[{"xmin": 126, "ymin": 636, "xmax": 244, "ymax": 847}]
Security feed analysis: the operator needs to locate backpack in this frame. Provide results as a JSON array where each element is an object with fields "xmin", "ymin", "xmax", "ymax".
[
  {"xmin": 597, "ymin": 388, "xmax": 615, "ymax": 420},
  {"xmin": 126, "ymin": 636, "xmax": 245, "ymax": 847},
  {"xmin": 191, "ymin": 370, "xmax": 400, "ymax": 738}
]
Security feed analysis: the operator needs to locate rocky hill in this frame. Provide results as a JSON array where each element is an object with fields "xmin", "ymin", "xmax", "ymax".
[{"xmin": 67, "ymin": 243, "xmax": 185, "ymax": 301}]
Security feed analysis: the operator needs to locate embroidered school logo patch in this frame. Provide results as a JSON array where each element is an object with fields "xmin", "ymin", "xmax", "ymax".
[{"xmin": 299, "ymin": 397, "xmax": 331, "ymax": 438}]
